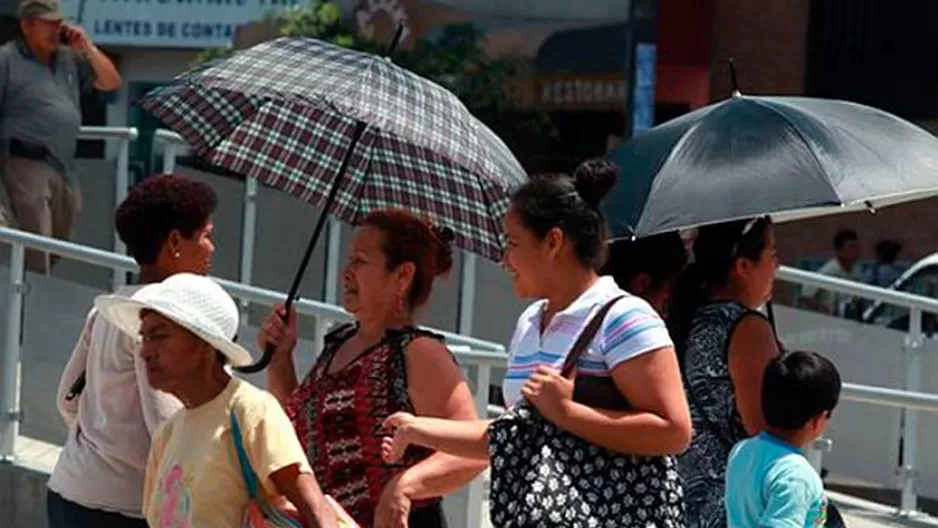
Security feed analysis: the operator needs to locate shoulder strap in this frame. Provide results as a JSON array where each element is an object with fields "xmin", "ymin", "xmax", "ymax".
[
  {"xmin": 560, "ymin": 295, "xmax": 625, "ymax": 378},
  {"xmin": 230, "ymin": 412, "xmax": 260, "ymax": 499},
  {"xmin": 64, "ymin": 311, "xmax": 99, "ymax": 401}
]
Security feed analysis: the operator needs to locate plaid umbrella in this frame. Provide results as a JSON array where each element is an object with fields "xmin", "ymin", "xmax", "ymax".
[
  {"xmin": 140, "ymin": 36, "xmax": 525, "ymax": 262},
  {"xmin": 138, "ymin": 36, "xmax": 526, "ymax": 372}
]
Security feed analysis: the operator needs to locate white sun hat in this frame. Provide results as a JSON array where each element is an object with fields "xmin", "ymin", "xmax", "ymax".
[{"xmin": 93, "ymin": 273, "xmax": 254, "ymax": 367}]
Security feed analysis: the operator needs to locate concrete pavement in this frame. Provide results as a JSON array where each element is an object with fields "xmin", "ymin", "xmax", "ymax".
[
  {"xmin": 6, "ymin": 435, "xmax": 938, "ymax": 528},
  {"xmin": 831, "ymin": 491, "xmax": 938, "ymax": 528}
]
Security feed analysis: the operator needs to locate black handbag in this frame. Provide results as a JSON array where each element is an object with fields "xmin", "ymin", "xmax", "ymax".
[{"xmin": 488, "ymin": 297, "xmax": 685, "ymax": 528}]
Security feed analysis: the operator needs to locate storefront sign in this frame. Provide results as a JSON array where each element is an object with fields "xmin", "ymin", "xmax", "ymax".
[
  {"xmin": 59, "ymin": 0, "xmax": 300, "ymax": 48},
  {"xmin": 537, "ymin": 75, "xmax": 628, "ymax": 111}
]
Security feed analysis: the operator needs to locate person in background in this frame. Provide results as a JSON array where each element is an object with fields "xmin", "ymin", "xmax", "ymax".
[
  {"xmin": 801, "ymin": 229, "xmax": 863, "ymax": 317},
  {"xmin": 48, "ymin": 175, "xmax": 216, "ymax": 528},
  {"xmin": 865, "ymin": 239, "xmax": 903, "ymax": 288},
  {"xmin": 0, "ymin": 0, "xmax": 121, "ymax": 273},
  {"xmin": 725, "ymin": 351, "xmax": 842, "ymax": 528},
  {"xmin": 601, "ymin": 232, "xmax": 688, "ymax": 316},
  {"xmin": 94, "ymin": 274, "xmax": 338, "ymax": 528},
  {"xmin": 260, "ymin": 209, "xmax": 485, "ymax": 528},
  {"xmin": 668, "ymin": 217, "xmax": 781, "ymax": 528}
]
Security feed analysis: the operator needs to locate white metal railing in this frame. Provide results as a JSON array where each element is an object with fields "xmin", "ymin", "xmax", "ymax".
[
  {"xmin": 775, "ymin": 266, "xmax": 937, "ymax": 516},
  {"xmin": 6, "ymin": 228, "xmax": 938, "ymax": 522},
  {"xmin": 77, "ymin": 126, "xmax": 138, "ymax": 291},
  {"xmin": 0, "ymin": 226, "xmax": 502, "ymax": 528}
]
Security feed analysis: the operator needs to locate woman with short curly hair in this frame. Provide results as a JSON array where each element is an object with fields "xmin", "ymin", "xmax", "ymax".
[{"xmin": 48, "ymin": 174, "xmax": 219, "ymax": 528}]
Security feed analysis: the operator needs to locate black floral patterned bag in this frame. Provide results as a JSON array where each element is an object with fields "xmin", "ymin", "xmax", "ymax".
[{"xmin": 488, "ymin": 297, "xmax": 685, "ymax": 528}]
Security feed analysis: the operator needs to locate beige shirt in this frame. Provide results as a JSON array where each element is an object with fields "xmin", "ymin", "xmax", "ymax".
[
  {"xmin": 143, "ymin": 377, "xmax": 312, "ymax": 528},
  {"xmin": 48, "ymin": 285, "xmax": 182, "ymax": 517}
]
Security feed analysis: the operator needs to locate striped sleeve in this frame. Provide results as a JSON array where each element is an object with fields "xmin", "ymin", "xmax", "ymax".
[{"xmin": 599, "ymin": 298, "xmax": 673, "ymax": 369}]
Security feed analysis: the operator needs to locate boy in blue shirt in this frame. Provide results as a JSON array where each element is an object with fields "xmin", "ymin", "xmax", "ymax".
[{"xmin": 726, "ymin": 351, "xmax": 842, "ymax": 527}]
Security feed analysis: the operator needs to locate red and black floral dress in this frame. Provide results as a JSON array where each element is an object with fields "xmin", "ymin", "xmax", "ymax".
[{"xmin": 285, "ymin": 323, "xmax": 448, "ymax": 528}]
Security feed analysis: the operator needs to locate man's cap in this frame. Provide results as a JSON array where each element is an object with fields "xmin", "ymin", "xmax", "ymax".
[{"xmin": 18, "ymin": 0, "xmax": 66, "ymax": 21}]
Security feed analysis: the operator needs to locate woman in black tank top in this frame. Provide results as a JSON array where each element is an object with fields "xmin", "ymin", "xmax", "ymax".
[{"xmin": 668, "ymin": 218, "xmax": 781, "ymax": 528}]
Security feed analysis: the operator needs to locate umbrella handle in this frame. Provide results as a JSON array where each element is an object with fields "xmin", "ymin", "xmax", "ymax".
[
  {"xmin": 728, "ymin": 58, "xmax": 741, "ymax": 97},
  {"xmin": 234, "ymin": 120, "xmax": 369, "ymax": 374},
  {"xmin": 387, "ymin": 25, "xmax": 405, "ymax": 56}
]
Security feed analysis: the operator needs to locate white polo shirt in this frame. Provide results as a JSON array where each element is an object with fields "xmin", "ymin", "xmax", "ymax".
[{"xmin": 502, "ymin": 276, "xmax": 673, "ymax": 407}]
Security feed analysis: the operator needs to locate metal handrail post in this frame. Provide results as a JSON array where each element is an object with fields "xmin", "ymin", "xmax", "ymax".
[
  {"xmin": 0, "ymin": 244, "xmax": 26, "ymax": 463},
  {"xmin": 466, "ymin": 361, "xmax": 491, "ymax": 528},
  {"xmin": 899, "ymin": 307, "xmax": 924, "ymax": 516},
  {"xmin": 459, "ymin": 252, "xmax": 482, "ymax": 528},
  {"xmin": 113, "ymin": 137, "xmax": 131, "ymax": 289},
  {"xmin": 807, "ymin": 437, "xmax": 833, "ymax": 475},
  {"xmin": 239, "ymin": 176, "xmax": 259, "ymax": 330},
  {"xmin": 162, "ymin": 144, "xmax": 178, "ymax": 175},
  {"xmin": 153, "ymin": 129, "xmax": 185, "ymax": 175},
  {"xmin": 77, "ymin": 126, "xmax": 138, "ymax": 288},
  {"xmin": 314, "ymin": 218, "xmax": 343, "ymax": 356},
  {"xmin": 324, "ymin": 218, "xmax": 341, "ymax": 307},
  {"xmin": 458, "ymin": 253, "xmax": 477, "ymax": 334}
]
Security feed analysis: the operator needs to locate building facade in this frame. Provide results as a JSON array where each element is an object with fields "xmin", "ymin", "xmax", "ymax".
[
  {"xmin": 5, "ymin": 0, "xmax": 936, "ymax": 263},
  {"xmin": 700, "ymin": 0, "xmax": 938, "ymax": 265}
]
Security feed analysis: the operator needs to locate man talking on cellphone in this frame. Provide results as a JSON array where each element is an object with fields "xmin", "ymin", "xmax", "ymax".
[{"xmin": 0, "ymin": 0, "xmax": 121, "ymax": 274}]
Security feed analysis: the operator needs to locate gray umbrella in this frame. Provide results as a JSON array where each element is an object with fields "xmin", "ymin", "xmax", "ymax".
[{"xmin": 604, "ymin": 93, "xmax": 938, "ymax": 239}]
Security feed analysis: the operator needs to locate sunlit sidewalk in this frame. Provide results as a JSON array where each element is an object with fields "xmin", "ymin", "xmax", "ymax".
[
  {"xmin": 832, "ymin": 491, "xmax": 938, "ymax": 528},
  {"xmin": 11, "ymin": 436, "xmax": 938, "ymax": 528},
  {"xmin": 473, "ymin": 475, "xmax": 938, "ymax": 528}
]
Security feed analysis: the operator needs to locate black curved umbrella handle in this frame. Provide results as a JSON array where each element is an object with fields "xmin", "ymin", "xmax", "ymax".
[
  {"xmin": 234, "ymin": 297, "xmax": 297, "ymax": 374},
  {"xmin": 233, "ymin": 120, "xmax": 368, "ymax": 374}
]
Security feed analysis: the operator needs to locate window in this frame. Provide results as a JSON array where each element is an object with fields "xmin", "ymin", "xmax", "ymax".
[{"xmin": 806, "ymin": 0, "xmax": 938, "ymax": 120}]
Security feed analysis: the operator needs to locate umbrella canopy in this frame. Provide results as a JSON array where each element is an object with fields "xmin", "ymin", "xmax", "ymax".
[
  {"xmin": 604, "ymin": 95, "xmax": 938, "ymax": 239},
  {"xmin": 139, "ymin": 36, "xmax": 527, "ymax": 261}
]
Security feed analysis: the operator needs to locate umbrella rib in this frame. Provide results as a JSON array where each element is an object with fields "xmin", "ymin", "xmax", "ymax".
[{"xmin": 748, "ymin": 98, "xmax": 843, "ymax": 207}]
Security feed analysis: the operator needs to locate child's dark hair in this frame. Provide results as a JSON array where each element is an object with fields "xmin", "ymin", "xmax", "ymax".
[
  {"xmin": 602, "ymin": 232, "xmax": 688, "ymax": 294},
  {"xmin": 762, "ymin": 351, "xmax": 842, "ymax": 430},
  {"xmin": 667, "ymin": 217, "xmax": 773, "ymax": 368}
]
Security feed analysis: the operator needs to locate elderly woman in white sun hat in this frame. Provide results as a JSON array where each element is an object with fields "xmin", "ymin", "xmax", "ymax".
[{"xmin": 93, "ymin": 272, "xmax": 340, "ymax": 528}]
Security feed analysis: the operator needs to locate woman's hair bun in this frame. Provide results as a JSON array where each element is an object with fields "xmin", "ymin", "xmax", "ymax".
[
  {"xmin": 431, "ymin": 224, "xmax": 455, "ymax": 277},
  {"xmin": 572, "ymin": 158, "xmax": 619, "ymax": 210},
  {"xmin": 433, "ymin": 224, "xmax": 455, "ymax": 245}
]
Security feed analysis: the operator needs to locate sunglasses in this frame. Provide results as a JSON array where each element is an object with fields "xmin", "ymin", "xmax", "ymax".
[{"xmin": 730, "ymin": 216, "xmax": 767, "ymax": 258}]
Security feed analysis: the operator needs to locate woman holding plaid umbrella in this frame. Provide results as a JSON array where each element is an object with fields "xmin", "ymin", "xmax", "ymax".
[{"xmin": 259, "ymin": 209, "xmax": 486, "ymax": 528}]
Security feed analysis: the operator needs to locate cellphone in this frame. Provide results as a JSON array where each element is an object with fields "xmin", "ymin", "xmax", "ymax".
[{"xmin": 59, "ymin": 26, "xmax": 71, "ymax": 44}]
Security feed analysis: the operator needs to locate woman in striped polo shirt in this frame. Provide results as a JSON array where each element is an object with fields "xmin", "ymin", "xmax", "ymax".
[{"xmin": 381, "ymin": 159, "xmax": 692, "ymax": 527}]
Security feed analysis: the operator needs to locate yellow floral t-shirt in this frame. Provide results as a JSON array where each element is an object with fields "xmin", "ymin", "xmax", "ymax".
[{"xmin": 143, "ymin": 377, "xmax": 311, "ymax": 528}]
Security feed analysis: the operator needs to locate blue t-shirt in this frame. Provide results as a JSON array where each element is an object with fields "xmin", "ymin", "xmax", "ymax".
[{"xmin": 726, "ymin": 433, "xmax": 828, "ymax": 528}]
